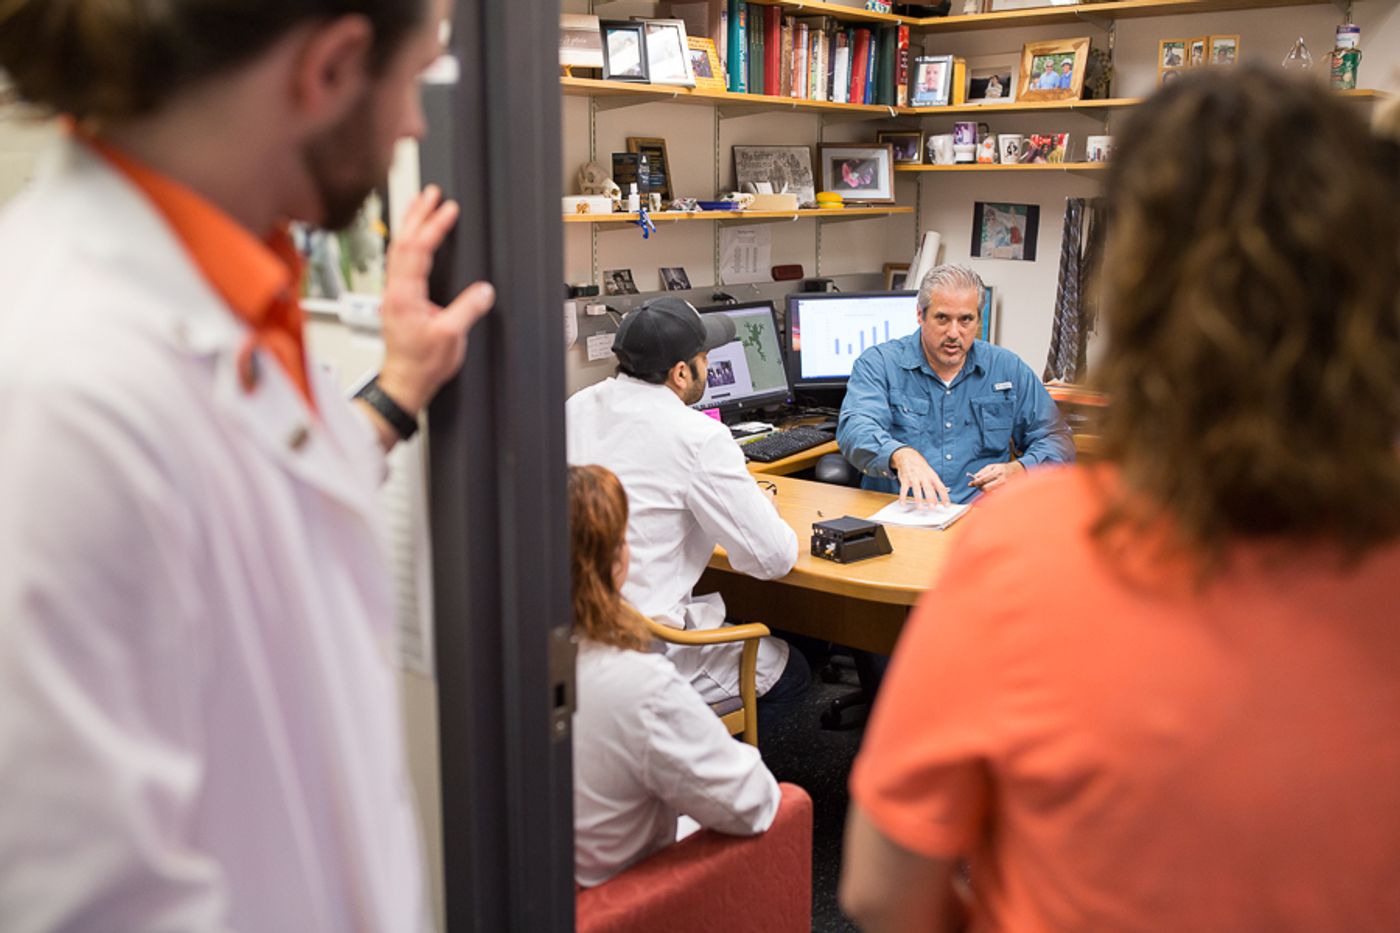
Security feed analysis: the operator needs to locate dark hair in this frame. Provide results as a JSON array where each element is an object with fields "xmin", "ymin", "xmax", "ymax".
[
  {"xmin": 1093, "ymin": 67, "xmax": 1400, "ymax": 566},
  {"xmin": 0, "ymin": 0, "xmax": 428, "ymax": 122},
  {"xmin": 568, "ymin": 465, "xmax": 651, "ymax": 651}
]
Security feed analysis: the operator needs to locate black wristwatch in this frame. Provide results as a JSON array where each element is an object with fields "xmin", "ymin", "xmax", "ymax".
[{"xmin": 355, "ymin": 376, "xmax": 418, "ymax": 441}]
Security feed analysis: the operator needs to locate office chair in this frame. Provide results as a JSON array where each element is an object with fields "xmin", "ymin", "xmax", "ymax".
[{"xmin": 627, "ymin": 605, "xmax": 768, "ymax": 746}]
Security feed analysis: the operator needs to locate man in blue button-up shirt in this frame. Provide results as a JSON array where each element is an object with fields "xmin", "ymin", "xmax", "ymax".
[{"xmin": 837, "ymin": 265, "xmax": 1074, "ymax": 505}]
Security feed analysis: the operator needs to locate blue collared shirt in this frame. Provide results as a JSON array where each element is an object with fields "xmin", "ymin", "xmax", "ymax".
[{"xmin": 836, "ymin": 334, "xmax": 1075, "ymax": 504}]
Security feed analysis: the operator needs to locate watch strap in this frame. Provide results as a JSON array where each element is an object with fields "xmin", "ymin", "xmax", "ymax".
[{"xmin": 355, "ymin": 377, "xmax": 418, "ymax": 441}]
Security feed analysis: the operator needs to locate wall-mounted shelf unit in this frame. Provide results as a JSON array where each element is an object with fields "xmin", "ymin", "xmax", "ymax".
[{"xmin": 563, "ymin": 206, "xmax": 914, "ymax": 225}]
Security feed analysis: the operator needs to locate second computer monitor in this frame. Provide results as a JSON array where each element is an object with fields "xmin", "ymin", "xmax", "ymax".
[
  {"xmin": 786, "ymin": 291, "xmax": 921, "ymax": 391},
  {"xmin": 692, "ymin": 301, "xmax": 791, "ymax": 417}
]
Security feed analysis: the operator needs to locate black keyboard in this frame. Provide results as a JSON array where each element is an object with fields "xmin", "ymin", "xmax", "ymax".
[{"xmin": 740, "ymin": 426, "xmax": 836, "ymax": 463}]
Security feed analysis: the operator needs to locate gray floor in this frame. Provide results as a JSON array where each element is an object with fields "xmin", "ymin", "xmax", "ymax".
[{"xmin": 759, "ymin": 665, "xmax": 868, "ymax": 933}]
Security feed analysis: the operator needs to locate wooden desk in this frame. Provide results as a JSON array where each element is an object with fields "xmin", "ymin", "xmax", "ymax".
[
  {"xmin": 698, "ymin": 475, "xmax": 966, "ymax": 655},
  {"xmin": 746, "ymin": 440, "xmax": 839, "ymax": 477}
]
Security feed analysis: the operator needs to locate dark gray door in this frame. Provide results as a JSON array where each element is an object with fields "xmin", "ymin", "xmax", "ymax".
[{"xmin": 423, "ymin": 3, "xmax": 574, "ymax": 930}]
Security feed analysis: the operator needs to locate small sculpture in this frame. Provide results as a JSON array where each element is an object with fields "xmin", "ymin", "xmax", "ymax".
[{"xmin": 577, "ymin": 160, "xmax": 621, "ymax": 200}]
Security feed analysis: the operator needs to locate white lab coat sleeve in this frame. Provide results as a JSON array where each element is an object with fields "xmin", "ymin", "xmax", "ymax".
[
  {"xmin": 0, "ymin": 378, "xmax": 234, "ymax": 932},
  {"xmin": 636, "ymin": 677, "xmax": 780, "ymax": 836},
  {"xmin": 684, "ymin": 431, "xmax": 798, "ymax": 581}
]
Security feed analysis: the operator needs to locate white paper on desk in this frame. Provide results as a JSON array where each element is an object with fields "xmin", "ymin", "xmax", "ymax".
[
  {"xmin": 719, "ymin": 224, "xmax": 771, "ymax": 285},
  {"xmin": 868, "ymin": 499, "xmax": 970, "ymax": 530}
]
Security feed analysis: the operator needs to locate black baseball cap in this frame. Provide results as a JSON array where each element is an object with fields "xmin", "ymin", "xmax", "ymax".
[{"xmin": 612, "ymin": 297, "xmax": 736, "ymax": 373}]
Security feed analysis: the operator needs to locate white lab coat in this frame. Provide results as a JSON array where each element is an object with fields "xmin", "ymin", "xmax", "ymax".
[
  {"xmin": 0, "ymin": 140, "xmax": 427, "ymax": 930},
  {"xmin": 565, "ymin": 376, "xmax": 798, "ymax": 703},
  {"xmin": 572, "ymin": 639, "xmax": 779, "ymax": 888}
]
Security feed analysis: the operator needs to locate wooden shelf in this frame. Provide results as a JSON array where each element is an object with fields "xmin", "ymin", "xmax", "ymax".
[
  {"xmin": 911, "ymin": 96, "xmax": 1140, "ymax": 115},
  {"xmin": 897, "ymin": 161, "xmax": 1108, "ymax": 172},
  {"xmin": 745, "ymin": 0, "xmax": 917, "ymax": 26},
  {"xmin": 563, "ymin": 206, "xmax": 914, "ymax": 224},
  {"xmin": 560, "ymin": 76, "xmax": 899, "ymax": 116},
  {"xmin": 916, "ymin": 0, "xmax": 1332, "ymax": 32}
]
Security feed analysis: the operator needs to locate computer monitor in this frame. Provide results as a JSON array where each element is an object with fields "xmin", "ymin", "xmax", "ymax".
[
  {"xmin": 691, "ymin": 301, "xmax": 791, "ymax": 418},
  {"xmin": 785, "ymin": 291, "xmax": 921, "ymax": 391}
]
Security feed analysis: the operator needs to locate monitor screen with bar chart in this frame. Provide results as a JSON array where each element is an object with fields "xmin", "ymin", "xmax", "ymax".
[{"xmin": 785, "ymin": 292, "xmax": 921, "ymax": 391}]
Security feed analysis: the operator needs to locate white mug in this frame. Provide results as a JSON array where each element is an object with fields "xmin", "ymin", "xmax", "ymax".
[
  {"xmin": 1086, "ymin": 135, "xmax": 1113, "ymax": 163},
  {"xmin": 998, "ymin": 134, "xmax": 1024, "ymax": 164},
  {"xmin": 927, "ymin": 134, "xmax": 956, "ymax": 165},
  {"xmin": 953, "ymin": 143, "xmax": 976, "ymax": 164}
]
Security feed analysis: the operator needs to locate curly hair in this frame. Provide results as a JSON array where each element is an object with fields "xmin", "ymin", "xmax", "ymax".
[
  {"xmin": 0, "ymin": 0, "xmax": 428, "ymax": 123},
  {"xmin": 568, "ymin": 465, "xmax": 652, "ymax": 652},
  {"xmin": 1091, "ymin": 66, "xmax": 1400, "ymax": 566}
]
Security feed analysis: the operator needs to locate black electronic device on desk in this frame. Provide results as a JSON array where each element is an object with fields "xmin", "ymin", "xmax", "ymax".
[
  {"xmin": 739, "ymin": 425, "xmax": 835, "ymax": 463},
  {"xmin": 811, "ymin": 517, "xmax": 893, "ymax": 563}
]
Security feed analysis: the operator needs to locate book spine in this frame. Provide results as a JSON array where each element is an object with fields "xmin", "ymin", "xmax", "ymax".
[
  {"xmin": 749, "ymin": 11, "xmax": 763, "ymax": 95},
  {"xmin": 727, "ymin": 0, "xmax": 747, "ymax": 93},
  {"xmin": 849, "ymin": 29, "xmax": 869, "ymax": 105},
  {"xmin": 764, "ymin": 8, "xmax": 781, "ymax": 97},
  {"xmin": 864, "ymin": 30, "xmax": 876, "ymax": 105},
  {"xmin": 896, "ymin": 25, "xmax": 909, "ymax": 107},
  {"xmin": 795, "ymin": 22, "xmax": 808, "ymax": 98},
  {"xmin": 832, "ymin": 34, "xmax": 850, "ymax": 104},
  {"xmin": 780, "ymin": 18, "xmax": 793, "ymax": 97}
]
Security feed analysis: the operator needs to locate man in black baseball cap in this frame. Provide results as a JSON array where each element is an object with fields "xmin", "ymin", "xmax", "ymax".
[
  {"xmin": 566, "ymin": 296, "xmax": 809, "ymax": 737},
  {"xmin": 612, "ymin": 297, "xmax": 737, "ymax": 404}
]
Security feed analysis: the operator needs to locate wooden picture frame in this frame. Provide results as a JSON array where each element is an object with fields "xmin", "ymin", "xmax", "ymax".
[
  {"xmin": 876, "ymin": 131, "xmax": 924, "ymax": 165},
  {"xmin": 627, "ymin": 136, "xmax": 673, "ymax": 202},
  {"xmin": 818, "ymin": 144, "xmax": 896, "ymax": 204},
  {"xmin": 1208, "ymin": 34, "xmax": 1240, "ymax": 66},
  {"xmin": 638, "ymin": 18, "xmax": 695, "ymax": 86},
  {"xmin": 909, "ymin": 54, "xmax": 955, "ymax": 108},
  {"xmin": 1187, "ymin": 36, "xmax": 1208, "ymax": 67},
  {"xmin": 559, "ymin": 14, "xmax": 605, "ymax": 71},
  {"xmin": 1017, "ymin": 37, "xmax": 1090, "ymax": 103},
  {"xmin": 883, "ymin": 262, "xmax": 911, "ymax": 291},
  {"xmin": 966, "ymin": 52, "xmax": 1019, "ymax": 105},
  {"xmin": 687, "ymin": 36, "xmax": 726, "ymax": 91},
  {"xmin": 600, "ymin": 20, "xmax": 649, "ymax": 82}
]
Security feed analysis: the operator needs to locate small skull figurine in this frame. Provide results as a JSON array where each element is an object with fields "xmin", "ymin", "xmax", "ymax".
[{"xmin": 577, "ymin": 160, "xmax": 621, "ymax": 200}]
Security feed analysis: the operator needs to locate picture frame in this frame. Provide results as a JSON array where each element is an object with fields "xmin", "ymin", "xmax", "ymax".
[
  {"xmin": 603, "ymin": 268, "xmax": 639, "ymax": 295},
  {"xmin": 627, "ymin": 136, "xmax": 673, "ymax": 201},
  {"xmin": 1017, "ymin": 37, "xmax": 1090, "ymax": 103},
  {"xmin": 966, "ymin": 52, "xmax": 1019, "ymax": 105},
  {"xmin": 970, "ymin": 202, "xmax": 1040, "ymax": 262},
  {"xmin": 876, "ymin": 131, "xmax": 924, "ymax": 165},
  {"xmin": 909, "ymin": 54, "xmax": 955, "ymax": 108},
  {"xmin": 979, "ymin": 286, "xmax": 998, "ymax": 343},
  {"xmin": 1158, "ymin": 38, "xmax": 1188, "ymax": 70},
  {"xmin": 818, "ymin": 144, "xmax": 895, "ymax": 204},
  {"xmin": 1208, "ymin": 34, "xmax": 1240, "ymax": 66},
  {"xmin": 732, "ymin": 145, "xmax": 816, "ymax": 205},
  {"xmin": 687, "ymin": 36, "xmax": 726, "ymax": 91},
  {"xmin": 1187, "ymin": 36, "xmax": 1208, "ymax": 67},
  {"xmin": 559, "ymin": 14, "xmax": 605, "ymax": 70},
  {"xmin": 660, "ymin": 266, "xmax": 692, "ymax": 291},
  {"xmin": 883, "ymin": 262, "xmax": 911, "ymax": 291},
  {"xmin": 637, "ymin": 18, "xmax": 695, "ymax": 86},
  {"xmin": 600, "ymin": 20, "xmax": 649, "ymax": 82}
]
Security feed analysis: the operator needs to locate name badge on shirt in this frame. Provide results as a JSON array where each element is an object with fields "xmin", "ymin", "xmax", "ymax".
[{"xmin": 994, "ymin": 381, "xmax": 1013, "ymax": 392}]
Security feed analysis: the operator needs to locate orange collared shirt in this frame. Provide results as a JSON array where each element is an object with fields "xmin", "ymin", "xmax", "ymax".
[{"xmin": 84, "ymin": 134, "xmax": 317, "ymax": 411}]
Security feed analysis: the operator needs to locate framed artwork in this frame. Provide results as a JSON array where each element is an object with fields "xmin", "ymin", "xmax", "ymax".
[
  {"xmin": 1187, "ymin": 36, "xmax": 1208, "ymax": 67},
  {"xmin": 627, "ymin": 136, "xmax": 673, "ymax": 201},
  {"xmin": 660, "ymin": 266, "xmax": 692, "ymax": 291},
  {"xmin": 883, "ymin": 262, "xmax": 911, "ymax": 291},
  {"xmin": 600, "ymin": 20, "xmax": 649, "ymax": 82},
  {"xmin": 979, "ymin": 286, "xmax": 998, "ymax": 343},
  {"xmin": 818, "ymin": 144, "xmax": 895, "ymax": 204},
  {"xmin": 966, "ymin": 53, "xmax": 1019, "ymax": 105},
  {"xmin": 603, "ymin": 268, "xmax": 639, "ymax": 295},
  {"xmin": 876, "ymin": 131, "xmax": 924, "ymax": 165},
  {"xmin": 1017, "ymin": 37, "xmax": 1090, "ymax": 103},
  {"xmin": 638, "ymin": 18, "xmax": 694, "ymax": 86},
  {"xmin": 1208, "ymin": 34, "xmax": 1240, "ymax": 65},
  {"xmin": 909, "ymin": 54, "xmax": 954, "ymax": 107},
  {"xmin": 970, "ymin": 202, "xmax": 1040, "ymax": 261},
  {"xmin": 559, "ymin": 14, "xmax": 605, "ymax": 70},
  {"xmin": 732, "ymin": 145, "xmax": 816, "ymax": 205},
  {"xmin": 687, "ymin": 36, "xmax": 726, "ymax": 91}
]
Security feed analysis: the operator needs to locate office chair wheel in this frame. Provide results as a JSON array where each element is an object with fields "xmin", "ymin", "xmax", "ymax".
[{"xmin": 819, "ymin": 691, "xmax": 868, "ymax": 731}]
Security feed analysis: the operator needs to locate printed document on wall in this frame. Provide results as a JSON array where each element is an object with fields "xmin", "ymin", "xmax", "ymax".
[{"xmin": 720, "ymin": 224, "xmax": 771, "ymax": 285}]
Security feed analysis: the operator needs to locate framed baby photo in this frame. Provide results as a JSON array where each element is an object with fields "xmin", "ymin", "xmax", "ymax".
[
  {"xmin": 818, "ymin": 144, "xmax": 895, "ymax": 204},
  {"xmin": 876, "ymin": 131, "xmax": 924, "ymax": 165},
  {"xmin": 1017, "ymin": 37, "xmax": 1089, "ymax": 103}
]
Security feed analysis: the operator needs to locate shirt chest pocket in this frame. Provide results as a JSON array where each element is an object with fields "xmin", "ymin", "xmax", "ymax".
[
  {"xmin": 972, "ymin": 394, "xmax": 1015, "ymax": 454},
  {"xmin": 891, "ymin": 396, "xmax": 931, "ymax": 434}
]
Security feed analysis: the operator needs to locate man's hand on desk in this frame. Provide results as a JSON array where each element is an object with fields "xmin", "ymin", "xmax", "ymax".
[
  {"xmin": 968, "ymin": 460, "xmax": 1026, "ymax": 493},
  {"xmin": 890, "ymin": 447, "xmax": 952, "ymax": 508}
]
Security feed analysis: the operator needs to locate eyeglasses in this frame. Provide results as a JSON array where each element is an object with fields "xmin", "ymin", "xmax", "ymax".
[{"xmin": 756, "ymin": 480, "xmax": 778, "ymax": 497}]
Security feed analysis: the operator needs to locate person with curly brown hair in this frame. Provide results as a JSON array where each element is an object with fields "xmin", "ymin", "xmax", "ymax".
[{"xmin": 842, "ymin": 67, "xmax": 1400, "ymax": 932}]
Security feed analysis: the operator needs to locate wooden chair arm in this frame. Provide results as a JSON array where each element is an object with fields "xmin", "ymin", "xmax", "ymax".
[{"xmin": 642, "ymin": 618, "xmax": 771, "ymax": 646}]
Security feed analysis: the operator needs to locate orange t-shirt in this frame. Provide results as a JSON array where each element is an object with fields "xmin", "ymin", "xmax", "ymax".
[
  {"xmin": 852, "ymin": 465, "xmax": 1400, "ymax": 931},
  {"xmin": 83, "ymin": 134, "xmax": 316, "ymax": 410}
]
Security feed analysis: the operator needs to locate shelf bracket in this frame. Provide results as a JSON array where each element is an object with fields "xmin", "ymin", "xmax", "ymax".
[{"xmin": 1334, "ymin": 0, "xmax": 1353, "ymax": 20}]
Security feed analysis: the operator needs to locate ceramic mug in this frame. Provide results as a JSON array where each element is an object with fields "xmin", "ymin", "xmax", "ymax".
[
  {"xmin": 927, "ymin": 134, "xmax": 956, "ymax": 165},
  {"xmin": 952, "ymin": 121, "xmax": 977, "ymax": 146},
  {"xmin": 998, "ymin": 134, "xmax": 1024, "ymax": 164},
  {"xmin": 1085, "ymin": 135, "xmax": 1113, "ymax": 163},
  {"xmin": 953, "ymin": 144, "xmax": 976, "ymax": 164}
]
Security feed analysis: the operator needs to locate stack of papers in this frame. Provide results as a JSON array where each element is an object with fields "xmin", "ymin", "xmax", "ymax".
[{"xmin": 867, "ymin": 499, "xmax": 970, "ymax": 530}]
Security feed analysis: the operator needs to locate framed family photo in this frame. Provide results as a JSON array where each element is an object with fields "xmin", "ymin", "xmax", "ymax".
[
  {"xmin": 876, "ymin": 131, "xmax": 924, "ymax": 165},
  {"xmin": 687, "ymin": 36, "xmax": 726, "ymax": 90},
  {"xmin": 1017, "ymin": 37, "xmax": 1089, "ymax": 102},
  {"xmin": 966, "ymin": 53, "xmax": 1019, "ymax": 105},
  {"xmin": 909, "ymin": 54, "xmax": 955, "ymax": 107},
  {"xmin": 818, "ymin": 144, "xmax": 895, "ymax": 204}
]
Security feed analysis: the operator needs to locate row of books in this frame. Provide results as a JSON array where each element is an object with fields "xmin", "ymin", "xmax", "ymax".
[{"xmin": 725, "ymin": 2, "xmax": 912, "ymax": 106}]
